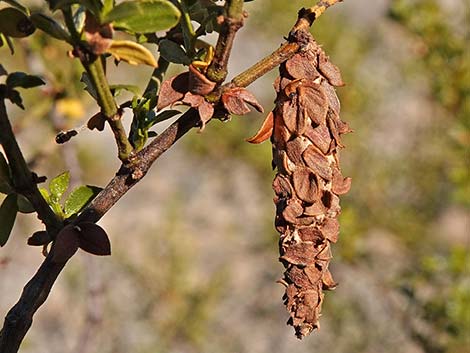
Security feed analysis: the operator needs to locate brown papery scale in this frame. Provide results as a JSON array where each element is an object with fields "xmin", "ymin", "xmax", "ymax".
[{"xmin": 248, "ymin": 29, "xmax": 351, "ymax": 338}]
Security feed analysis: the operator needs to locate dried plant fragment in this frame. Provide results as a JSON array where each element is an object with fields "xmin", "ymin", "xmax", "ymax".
[
  {"xmin": 157, "ymin": 65, "xmax": 218, "ymax": 127},
  {"xmin": 318, "ymin": 51, "xmax": 345, "ymax": 87},
  {"xmin": 222, "ymin": 87, "xmax": 264, "ymax": 116},
  {"xmin": 266, "ymin": 29, "xmax": 352, "ymax": 339},
  {"xmin": 246, "ymin": 111, "xmax": 274, "ymax": 144}
]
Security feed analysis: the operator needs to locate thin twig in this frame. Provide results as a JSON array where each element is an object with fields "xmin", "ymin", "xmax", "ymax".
[
  {"xmin": 207, "ymin": 0, "xmax": 245, "ymax": 84},
  {"xmin": 62, "ymin": 8, "xmax": 134, "ymax": 163}
]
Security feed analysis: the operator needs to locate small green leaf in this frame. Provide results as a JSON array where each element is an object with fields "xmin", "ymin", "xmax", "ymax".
[
  {"xmin": 109, "ymin": 84, "xmax": 141, "ymax": 97},
  {"xmin": 80, "ymin": 72, "xmax": 98, "ymax": 100},
  {"xmin": 17, "ymin": 194, "xmax": 35, "ymax": 214},
  {"xmin": 0, "ymin": 7, "xmax": 35, "ymax": 38},
  {"xmin": 39, "ymin": 187, "xmax": 50, "ymax": 203},
  {"xmin": 103, "ymin": 0, "xmax": 181, "ymax": 34},
  {"xmin": 30, "ymin": 13, "xmax": 71, "ymax": 41},
  {"xmin": 6, "ymin": 72, "xmax": 45, "ymax": 89},
  {"xmin": 72, "ymin": 6, "xmax": 86, "ymax": 34},
  {"xmin": 106, "ymin": 40, "xmax": 158, "ymax": 67},
  {"xmin": 49, "ymin": 171, "xmax": 70, "ymax": 200},
  {"xmin": 64, "ymin": 185, "xmax": 102, "ymax": 217},
  {"xmin": 0, "ymin": 194, "xmax": 18, "ymax": 247},
  {"xmin": 158, "ymin": 39, "xmax": 191, "ymax": 65}
]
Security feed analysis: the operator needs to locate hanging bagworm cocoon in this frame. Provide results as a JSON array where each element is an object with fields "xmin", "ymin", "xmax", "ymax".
[{"xmin": 249, "ymin": 29, "xmax": 351, "ymax": 338}]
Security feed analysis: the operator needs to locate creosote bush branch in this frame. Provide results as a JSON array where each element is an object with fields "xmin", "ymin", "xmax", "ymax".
[{"xmin": 0, "ymin": 1, "xmax": 343, "ymax": 352}]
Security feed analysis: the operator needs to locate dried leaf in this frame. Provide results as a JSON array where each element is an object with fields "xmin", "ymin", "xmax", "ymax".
[
  {"xmin": 273, "ymin": 111, "xmax": 290, "ymax": 149},
  {"xmin": 300, "ymin": 83, "xmax": 328, "ymax": 126},
  {"xmin": 331, "ymin": 168, "xmax": 352, "ymax": 195},
  {"xmin": 286, "ymin": 138, "xmax": 305, "ymax": 166},
  {"xmin": 222, "ymin": 87, "xmax": 264, "ymax": 116},
  {"xmin": 321, "ymin": 218, "xmax": 340, "ymax": 243},
  {"xmin": 321, "ymin": 79, "xmax": 340, "ymax": 114},
  {"xmin": 285, "ymin": 53, "xmax": 319, "ymax": 80},
  {"xmin": 318, "ymin": 51, "xmax": 344, "ymax": 87},
  {"xmin": 286, "ymin": 266, "xmax": 314, "ymax": 288},
  {"xmin": 303, "ymin": 203, "xmax": 325, "ymax": 217},
  {"xmin": 281, "ymin": 243, "xmax": 317, "ymax": 266},
  {"xmin": 281, "ymin": 99, "xmax": 298, "ymax": 133},
  {"xmin": 292, "ymin": 167, "xmax": 318, "ymax": 203},
  {"xmin": 304, "ymin": 124, "xmax": 331, "ymax": 154},
  {"xmin": 246, "ymin": 111, "xmax": 273, "ymax": 144},
  {"xmin": 302, "ymin": 145, "xmax": 332, "ymax": 180},
  {"xmin": 188, "ymin": 64, "xmax": 216, "ymax": 95},
  {"xmin": 304, "ymin": 265, "xmax": 322, "ymax": 285},
  {"xmin": 322, "ymin": 269, "xmax": 338, "ymax": 290},
  {"xmin": 272, "ymin": 174, "xmax": 293, "ymax": 199},
  {"xmin": 298, "ymin": 227, "xmax": 324, "ymax": 243},
  {"xmin": 157, "ymin": 72, "xmax": 189, "ymax": 110},
  {"xmin": 197, "ymin": 100, "xmax": 214, "ymax": 126},
  {"xmin": 182, "ymin": 92, "xmax": 204, "ymax": 107},
  {"xmin": 282, "ymin": 199, "xmax": 303, "ymax": 223}
]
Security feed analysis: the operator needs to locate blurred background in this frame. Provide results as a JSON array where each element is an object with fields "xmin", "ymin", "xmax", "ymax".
[{"xmin": 0, "ymin": 0, "xmax": 468, "ymax": 352}]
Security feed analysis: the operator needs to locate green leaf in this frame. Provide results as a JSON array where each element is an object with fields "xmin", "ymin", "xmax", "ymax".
[
  {"xmin": 49, "ymin": 171, "xmax": 70, "ymax": 200},
  {"xmin": 6, "ymin": 72, "xmax": 45, "ymax": 89},
  {"xmin": 103, "ymin": 0, "xmax": 181, "ymax": 34},
  {"xmin": 80, "ymin": 72, "xmax": 98, "ymax": 100},
  {"xmin": 30, "ymin": 13, "xmax": 71, "ymax": 41},
  {"xmin": 0, "ymin": 194, "xmax": 18, "ymax": 247},
  {"xmin": 103, "ymin": 0, "xmax": 114, "ymax": 14},
  {"xmin": 158, "ymin": 39, "xmax": 191, "ymax": 65},
  {"xmin": 0, "ymin": 7, "xmax": 35, "ymax": 38},
  {"xmin": 109, "ymin": 84, "xmax": 141, "ymax": 97},
  {"xmin": 64, "ymin": 185, "xmax": 102, "ymax": 217},
  {"xmin": 72, "ymin": 5, "xmax": 86, "ymax": 34},
  {"xmin": 17, "ymin": 194, "xmax": 35, "ymax": 214},
  {"xmin": 106, "ymin": 40, "xmax": 158, "ymax": 67},
  {"xmin": 39, "ymin": 187, "xmax": 50, "ymax": 204}
]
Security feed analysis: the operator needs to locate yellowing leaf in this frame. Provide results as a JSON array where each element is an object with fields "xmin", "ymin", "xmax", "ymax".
[{"xmin": 106, "ymin": 40, "xmax": 158, "ymax": 67}]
